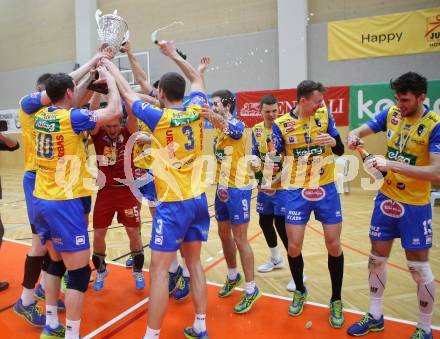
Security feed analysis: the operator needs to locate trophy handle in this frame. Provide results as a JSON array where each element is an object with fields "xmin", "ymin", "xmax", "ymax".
[{"xmin": 95, "ymin": 9, "xmax": 102, "ymax": 28}]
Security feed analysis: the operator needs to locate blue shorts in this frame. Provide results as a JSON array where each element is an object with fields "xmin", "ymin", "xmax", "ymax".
[
  {"xmin": 23, "ymin": 171, "xmax": 36, "ymax": 231},
  {"xmin": 256, "ymin": 190, "xmax": 287, "ymax": 216},
  {"xmin": 370, "ymin": 192, "xmax": 432, "ymax": 250},
  {"xmin": 215, "ymin": 186, "xmax": 252, "ymax": 224},
  {"xmin": 285, "ymin": 182, "xmax": 342, "ymax": 225},
  {"xmin": 34, "ymin": 197, "xmax": 91, "ymax": 252},
  {"xmin": 150, "ymin": 193, "xmax": 210, "ymax": 252},
  {"xmin": 136, "ymin": 169, "xmax": 158, "ymax": 206}
]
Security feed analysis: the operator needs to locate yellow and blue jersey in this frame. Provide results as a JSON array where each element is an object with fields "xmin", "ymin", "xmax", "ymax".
[
  {"xmin": 19, "ymin": 92, "xmax": 46, "ymax": 172},
  {"xmin": 367, "ymin": 104, "xmax": 440, "ymax": 205},
  {"xmin": 251, "ymin": 121, "xmax": 282, "ymax": 190},
  {"xmin": 31, "ymin": 106, "xmax": 97, "ymax": 200},
  {"xmin": 272, "ymin": 107, "xmax": 339, "ymax": 188},
  {"xmin": 133, "ymin": 120, "xmax": 153, "ymax": 170},
  {"xmin": 131, "ymin": 91, "xmax": 208, "ymax": 202},
  {"xmin": 213, "ymin": 117, "xmax": 249, "ymax": 188}
]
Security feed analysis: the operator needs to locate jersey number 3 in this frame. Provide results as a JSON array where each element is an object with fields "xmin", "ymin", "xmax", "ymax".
[{"xmin": 182, "ymin": 125, "xmax": 195, "ymax": 150}]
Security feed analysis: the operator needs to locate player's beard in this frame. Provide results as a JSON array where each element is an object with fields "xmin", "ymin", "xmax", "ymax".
[{"xmin": 402, "ymin": 101, "xmax": 420, "ymax": 118}]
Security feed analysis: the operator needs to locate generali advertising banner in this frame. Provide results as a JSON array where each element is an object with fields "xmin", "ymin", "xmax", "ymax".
[
  {"xmin": 328, "ymin": 7, "xmax": 440, "ymax": 61},
  {"xmin": 236, "ymin": 86, "xmax": 349, "ymax": 127}
]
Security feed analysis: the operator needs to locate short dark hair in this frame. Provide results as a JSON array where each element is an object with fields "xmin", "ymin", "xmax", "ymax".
[
  {"xmin": 36, "ymin": 73, "xmax": 53, "ymax": 88},
  {"xmin": 159, "ymin": 72, "xmax": 186, "ymax": 101},
  {"xmin": 260, "ymin": 94, "xmax": 277, "ymax": 108},
  {"xmin": 212, "ymin": 89, "xmax": 235, "ymax": 113},
  {"xmin": 297, "ymin": 80, "xmax": 326, "ymax": 101},
  {"xmin": 390, "ymin": 72, "xmax": 427, "ymax": 97},
  {"xmin": 46, "ymin": 73, "xmax": 75, "ymax": 104},
  {"xmin": 152, "ymin": 80, "xmax": 159, "ymax": 89}
]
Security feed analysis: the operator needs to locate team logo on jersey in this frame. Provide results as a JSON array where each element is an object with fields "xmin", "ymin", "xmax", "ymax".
[
  {"xmin": 380, "ymin": 199, "xmax": 405, "ymax": 218},
  {"xmin": 217, "ymin": 186, "xmax": 229, "ymax": 202},
  {"xmin": 417, "ymin": 124, "xmax": 426, "ymax": 136},
  {"xmin": 301, "ymin": 187, "xmax": 326, "ymax": 201},
  {"xmin": 396, "ymin": 182, "xmax": 406, "ymax": 190},
  {"xmin": 314, "ymin": 118, "xmax": 322, "ymax": 127},
  {"xmin": 125, "ymin": 208, "xmax": 135, "ymax": 217},
  {"xmin": 286, "ymin": 136, "xmax": 298, "ymax": 144},
  {"xmin": 386, "ymin": 128, "xmax": 394, "ymax": 140}
]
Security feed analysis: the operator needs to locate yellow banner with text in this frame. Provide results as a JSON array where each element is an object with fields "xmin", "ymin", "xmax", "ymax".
[{"xmin": 328, "ymin": 7, "xmax": 440, "ymax": 61}]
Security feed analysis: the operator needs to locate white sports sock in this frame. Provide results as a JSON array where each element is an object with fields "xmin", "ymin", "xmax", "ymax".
[
  {"xmin": 145, "ymin": 326, "xmax": 160, "ymax": 338},
  {"xmin": 368, "ymin": 254, "xmax": 387, "ymax": 320},
  {"xmin": 193, "ymin": 314, "xmax": 206, "ymax": 333},
  {"xmin": 417, "ymin": 280, "xmax": 435, "ymax": 333},
  {"xmin": 227, "ymin": 268, "xmax": 238, "ymax": 280},
  {"xmin": 65, "ymin": 319, "xmax": 80, "ymax": 339},
  {"xmin": 182, "ymin": 259, "xmax": 190, "ymax": 278},
  {"xmin": 169, "ymin": 255, "xmax": 179, "ymax": 274},
  {"xmin": 245, "ymin": 281, "xmax": 256, "ymax": 294},
  {"xmin": 46, "ymin": 304, "xmax": 59, "ymax": 329},
  {"xmin": 21, "ymin": 287, "xmax": 35, "ymax": 307},
  {"xmin": 269, "ymin": 246, "xmax": 281, "ymax": 260}
]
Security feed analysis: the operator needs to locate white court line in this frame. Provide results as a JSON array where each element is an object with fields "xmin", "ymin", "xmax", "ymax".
[
  {"xmin": 4, "ymin": 239, "xmax": 440, "ymax": 333},
  {"xmin": 82, "ymin": 297, "xmax": 149, "ymax": 339}
]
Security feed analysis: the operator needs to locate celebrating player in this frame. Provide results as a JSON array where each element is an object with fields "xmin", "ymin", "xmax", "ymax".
[{"xmin": 347, "ymin": 72, "xmax": 439, "ymax": 339}]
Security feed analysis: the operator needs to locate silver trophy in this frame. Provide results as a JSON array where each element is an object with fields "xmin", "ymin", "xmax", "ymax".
[
  {"xmin": 89, "ymin": 9, "xmax": 129, "ymax": 94},
  {"xmin": 95, "ymin": 9, "xmax": 129, "ymax": 56}
]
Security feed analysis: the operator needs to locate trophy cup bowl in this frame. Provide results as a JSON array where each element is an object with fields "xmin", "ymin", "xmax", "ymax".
[{"xmin": 88, "ymin": 9, "xmax": 129, "ymax": 94}]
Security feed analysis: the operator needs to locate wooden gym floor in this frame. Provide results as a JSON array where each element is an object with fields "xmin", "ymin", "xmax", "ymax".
[{"xmin": 0, "ymin": 168, "xmax": 439, "ymax": 338}]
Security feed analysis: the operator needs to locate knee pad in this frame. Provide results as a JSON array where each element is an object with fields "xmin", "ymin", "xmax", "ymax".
[
  {"xmin": 22, "ymin": 255, "xmax": 45, "ymax": 289},
  {"xmin": 67, "ymin": 265, "xmax": 92, "ymax": 293},
  {"xmin": 132, "ymin": 251, "xmax": 144, "ymax": 272},
  {"xmin": 407, "ymin": 261, "xmax": 434, "ymax": 285},
  {"xmin": 41, "ymin": 252, "xmax": 51, "ymax": 272},
  {"xmin": 368, "ymin": 253, "xmax": 387, "ymax": 274},
  {"xmin": 92, "ymin": 252, "xmax": 106, "ymax": 272},
  {"xmin": 47, "ymin": 260, "xmax": 66, "ymax": 278}
]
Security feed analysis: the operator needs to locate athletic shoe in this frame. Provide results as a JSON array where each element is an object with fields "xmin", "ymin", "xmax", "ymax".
[
  {"xmin": 286, "ymin": 273, "xmax": 308, "ymax": 292},
  {"xmin": 93, "ymin": 269, "xmax": 108, "ymax": 291},
  {"xmin": 125, "ymin": 256, "xmax": 133, "ymax": 268},
  {"xmin": 13, "ymin": 299, "xmax": 45, "ymax": 327},
  {"xmin": 410, "ymin": 327, "xmax": 433, "ymax": 339},
  {"xmin": 288, "ymin": 288, "xmax": 308, "ymax": 317},
  {"xmin": 0, "ymin": 281, "xmax": 9, "ymax": 291},
  {"xmin": 133, "ymin": 271, "xmax": 145, "ymax": 290},
  {"xmin": 174, "ymin": 276, "xmax": 190, "ymax": 300},
  {"xmin": 258, "ymin": 256, "xmax": 285, "ymax": 273},
  {"xmin": 234, "ymin": 286, "xmax": 262, "ymax": 314},
  {"xmin": 183, "ymin": 327, "xmax": 209, "ymax": 339},
  {"xmin": 40, "ymin": 324, "xmax": 65, "ymax": 339},
  {"xmin": 169, "ymin": 266, "xmax": 183, "ymax": 294},
  {"xmin": 218, "ymin": 273, "xmax": 243, "ymax": 298},
  {"xmin": 34, "ymin": 284, "xmax": 66, "ymax": 311},
  {"xmin": 347, "ymin": 313, "xmax": 384, "ymax": 336},
  {"xmin": 329, "ymin": 300, "xmax": 345, "ymax": 328}
]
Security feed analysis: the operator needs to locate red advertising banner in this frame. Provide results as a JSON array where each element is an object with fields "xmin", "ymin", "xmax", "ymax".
[{"xmin": 236, "ymin": 86, "xmax": 349, "ymax": 127}]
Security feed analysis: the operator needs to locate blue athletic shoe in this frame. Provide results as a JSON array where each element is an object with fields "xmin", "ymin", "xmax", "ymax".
[
  {"xmin": 174, "ymin": 276, "xmax": 190, "ymax": 300},
  {"xmin": 169, "ymin": 266, "xmax": 183, "ymax": 294},
  {"xmin": 410, "ymin": 327, "xmax": 433, "ymax": 339},
  {"xmin": 40, "ymin": 324, "xmax": 66, "ymax": 339},
  {"xmin": 34, "ymin": 284, "xmax": 65, "ymax": 311},
  {"xmin": 93, "ymin": 269, "xmax": 108, "ymax": 291},
  {"xmin": 125, "ymin": 256, "xmax": 133, "ymax": 268},
  {"xmin": 183, "ymin": 327, "xmax": 209, "ymax": 339},
  {"xmin": 133, "ymin": 271, "xmax": 145, "ymax": 290},
  {"xmin": 13, "ymin": 299, "xmax": 45, "ymax": 327},
  {"xmin": 347, "ymin": 313, "xmax": 384, "ymax": 336}
]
